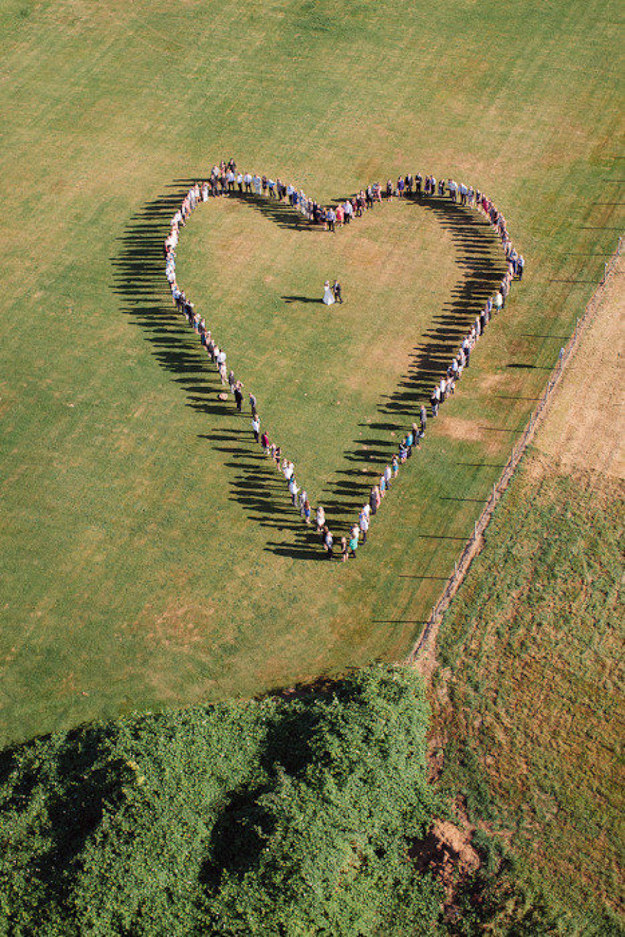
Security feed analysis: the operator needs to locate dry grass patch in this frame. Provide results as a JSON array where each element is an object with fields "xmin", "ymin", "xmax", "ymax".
[
  {"xmin": 434, "ymin": 459, "xmax": 624, "ymax": 931},
  {"xmin": 534, "ymin": 254, "xmax": 625, "ymax": 481}
]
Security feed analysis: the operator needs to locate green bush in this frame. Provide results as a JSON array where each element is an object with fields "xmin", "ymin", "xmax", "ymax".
[{"xmin": 0, "ymin": 665, "xmax": 440, "ymax": 936}]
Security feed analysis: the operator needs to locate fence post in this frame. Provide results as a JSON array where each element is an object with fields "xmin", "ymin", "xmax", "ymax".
[{"xmin": 408, "ymin": 233, "xmax": 622, "ymax": 663}]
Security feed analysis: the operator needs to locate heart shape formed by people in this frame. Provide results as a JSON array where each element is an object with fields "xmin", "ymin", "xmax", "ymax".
[{"xmin": 120, "ymin": 163, "xmax": 522, "ymax": 561}]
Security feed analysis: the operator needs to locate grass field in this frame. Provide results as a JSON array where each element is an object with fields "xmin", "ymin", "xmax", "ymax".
[
  {"xmin": 1, "ymin": 0, "xmax": 623, "ymax": 747},
  {"xmin": 432, "ymin": 256, "xmax": 624, "ymax": 933}
]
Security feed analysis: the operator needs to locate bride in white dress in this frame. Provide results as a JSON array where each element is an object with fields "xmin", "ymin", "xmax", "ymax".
[{"xmin": 322, "ymin": 280, "xmax": 335, "ymax": 305}]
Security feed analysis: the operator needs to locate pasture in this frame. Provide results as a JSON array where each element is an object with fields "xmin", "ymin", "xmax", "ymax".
[
  {"xmin": 432, "ymin": 255, "xmax": 624, "ymax": 932},
  {"xmin": 1, "ymin": 0, "xmax": 623, "ymax": 746}
]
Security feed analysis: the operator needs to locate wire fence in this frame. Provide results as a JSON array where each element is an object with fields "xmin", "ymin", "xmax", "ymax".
[{"xmin": 407, "ymin": 235, "xmax": 623, "ymax": 662}]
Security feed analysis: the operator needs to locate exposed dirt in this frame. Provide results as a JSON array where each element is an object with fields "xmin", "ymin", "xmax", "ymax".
[{"xmin": 411, "ymin": 810, "xmax": 480, "ymax": 903}]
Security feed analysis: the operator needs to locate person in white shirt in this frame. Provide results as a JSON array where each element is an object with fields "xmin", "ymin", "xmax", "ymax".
[{"xmin": 289, "ymin": 477, "xmax": 299, "ymax": 506}]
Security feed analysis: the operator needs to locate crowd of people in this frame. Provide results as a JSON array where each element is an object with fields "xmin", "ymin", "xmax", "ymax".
[{"xmin": 163, "ymin": 159, "xmax": 524, "ymax": 558}]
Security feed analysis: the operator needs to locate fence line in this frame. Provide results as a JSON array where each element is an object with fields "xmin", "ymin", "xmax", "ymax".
[{"xmin": 407, "ymin": 235, "xmax": 623, "ymax": 663}]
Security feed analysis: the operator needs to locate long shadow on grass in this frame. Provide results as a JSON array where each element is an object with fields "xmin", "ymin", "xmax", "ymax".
[
  {"xmin": 306, "ymin": 196, "xmax": 507, "ymax": 544},
  {"xmin": 110, "ymin": 181, "xmax": 320, "ymax": 560},
  {"xmin": 111, "ymin": 185, "xmax": 505, "ymax": 560}
]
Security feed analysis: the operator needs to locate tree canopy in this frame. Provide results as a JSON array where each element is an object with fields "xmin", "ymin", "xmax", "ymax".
[{"xmin": 0, "ymin": 665, "xmax": 440, "ymax": 936}]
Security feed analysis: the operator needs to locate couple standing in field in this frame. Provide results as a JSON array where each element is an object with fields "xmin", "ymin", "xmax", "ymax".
[{"xmin": 322, "ymin": 279, "xmax": 343, "ymax": 305}]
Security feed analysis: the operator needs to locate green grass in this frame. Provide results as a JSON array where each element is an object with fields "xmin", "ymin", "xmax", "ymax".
[
  {"xmin": 1, "ymin": 0, "xmax": 624, "ymax": 746},
  {"xmin": 434, "ymin": 461, "xmax": 624, "ymax": 933}
]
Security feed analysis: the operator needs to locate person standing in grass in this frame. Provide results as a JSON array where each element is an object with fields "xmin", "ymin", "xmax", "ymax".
[
  {"xmin": 462, "ymin": 336, "xmax": 471, "ymax": 367},
  {"xmin": 251, "ymin": 414, "xmax": 261, "ymax": 443},
  {"xmin": 370, "ymin": 485, "xmax": 381, "ymax": 515},
  {"xmin": 260, "ymin": 431, "xmax": 269, "ymax": 454},
  {"xmin": 349, "ymin": 532, "xmax": 359, "ymax": 558},
  {"xmin": 316, "ymin": 505, "xmax": 326, "ymax": 531},
  {"xmin": 299, "ymin": 489, "xmax": 308, "ymax": 517},
  {"xmin": 303, "ymin": 498, "xmax": 311, "ymax": 525},
  {"xmin": 234, "ymin": 382, "xmax": 243, "ymax": 412},
  {"xmin": 333, "ymin": 280, "xmax": 343, "ymax": 304},
  {"xmin": 323, "ymin": 526, "xmax": 333, "ymax": 558},
  {"xmin": 249, "ymin": 392, "xmax": 257, "ymax": 418},
  {"xmin": 420, "ymin": 404, "xmax": 427, "ymax": 433},
  {"xmin": 340, "ymin": 536, "xmax": 348, "ymax": 562},
  {"xmin": 289, "ymin": 476, "xmax": 299, "ymax": 506},
  {"xmin": 359, "ymin": 510, "xmax": 369, "ymax": 544}
]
